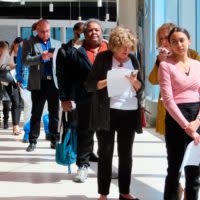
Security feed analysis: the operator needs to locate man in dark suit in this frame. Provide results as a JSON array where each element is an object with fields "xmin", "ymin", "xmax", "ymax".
[
  {"xmin": 56, "ymin": 19, "xmax": 107, "ymax": 183},
  {"xmin": 57, "ymin": 21, "xmax": 98, "ymax": 162},
  {"xmin": 23, "ymin": 19, "xmax": 61, "ymax": 152}
]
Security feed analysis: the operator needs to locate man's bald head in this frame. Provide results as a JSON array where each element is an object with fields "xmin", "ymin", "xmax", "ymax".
[{"xmin": 36, "ymin": 19, "xmax": 51, "ymax": 42}]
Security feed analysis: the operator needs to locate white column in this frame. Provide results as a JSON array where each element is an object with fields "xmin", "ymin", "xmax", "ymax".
[
  {"xmin": 60, "ymin": 27, "xmax": 66, "ymax": 43},
  {"xmin": 17, "ymin": 24, "xmax": 21, "ymax": 37},
  {"xmin": 117, "ymin": 0, "xmax": 137, "ymax": 33}
]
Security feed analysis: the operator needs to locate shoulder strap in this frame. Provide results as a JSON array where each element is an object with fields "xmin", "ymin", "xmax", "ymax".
[{"xmin": 58, "ymin": 110, "xmax": 68, "ymax": 143}]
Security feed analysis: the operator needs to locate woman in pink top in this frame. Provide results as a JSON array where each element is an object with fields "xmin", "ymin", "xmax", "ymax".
[{"xmin": 159, "ymin": 27, "xmax": 200, "ymax": 200}]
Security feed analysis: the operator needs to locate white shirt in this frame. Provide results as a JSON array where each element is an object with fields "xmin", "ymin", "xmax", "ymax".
[{"xmin": 110, "ymin": 57, "xmax": 138, "ymax": 110}]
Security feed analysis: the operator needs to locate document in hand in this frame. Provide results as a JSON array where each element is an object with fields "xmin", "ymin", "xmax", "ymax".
[
  {"xmin": 107, "ymin": 68, "xmax": 132, "ymax": 97},
  {"xmin": 10, "ymin": 68, "xmax": 16, "ymax": 82},
  {"xmin": 179, "ymin": 141, "xmax": 200, "ymax": 173}
]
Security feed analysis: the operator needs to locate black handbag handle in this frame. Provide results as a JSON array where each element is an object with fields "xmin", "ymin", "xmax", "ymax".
[{"xmin": 0, "ymin": 64, "xmax": 14, "ymax": 83}]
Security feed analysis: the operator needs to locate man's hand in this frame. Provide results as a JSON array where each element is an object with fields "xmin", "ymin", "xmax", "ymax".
[
  {"xmin": 41, "ymin": 51, "xmax": 53, "ymax": 60},
  {"xmin": 97, "ymin": 79, "xmax": 107, "ymax": 90},
  {"xmin": 61, "ymin": 101, "xmax": 73, "ymax": 112}
]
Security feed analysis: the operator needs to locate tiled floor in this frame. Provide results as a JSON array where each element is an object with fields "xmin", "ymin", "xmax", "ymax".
[{"xmin": 0, "ymin": 125, "xmax": 168, "ymax": 200}]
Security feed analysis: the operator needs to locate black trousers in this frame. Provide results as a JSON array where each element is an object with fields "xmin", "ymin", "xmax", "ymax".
[
  {"xmin": 185, "ymin": 165, "xmax": 200, "ymax": 200},
  {"xmin": 5, "ymin": 81, "xmax": 22, "ymax": 125},
  {"xmin": 97, "ymin": 109, "xmax": 137, "ymax": 195},
  {"xmin": 76, "ymin": 102, "xmax": 94, "ymax": 167},
  {"xmin": 164, "ymin": 102, "xmax": 200, "ymax": 200},
  {"xmin": 2, "ymin": 100, "xmax": 10, "ymax": 122},
  {"xmin": 29, "ymin": 79, "xmax": 59, "ymax": 144}
]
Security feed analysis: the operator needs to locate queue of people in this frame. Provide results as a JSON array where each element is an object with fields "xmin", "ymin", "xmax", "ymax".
[{"xmin": 0, "ymin": 18, "xmax": 199, "ymax": 200}]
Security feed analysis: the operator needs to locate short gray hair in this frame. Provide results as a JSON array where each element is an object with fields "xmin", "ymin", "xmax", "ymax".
[{"xmin": 83, "ymin": 19, "xmax": 103, "ymax": 33}]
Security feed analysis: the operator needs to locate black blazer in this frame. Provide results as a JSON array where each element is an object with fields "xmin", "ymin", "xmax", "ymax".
[
  {"xmin": 86, "ymin": 50, "xmax": 144, "ymax": 133},
  {"xmin": 56, "ymin": 44, "xmax": 93, "ymax": 104}
]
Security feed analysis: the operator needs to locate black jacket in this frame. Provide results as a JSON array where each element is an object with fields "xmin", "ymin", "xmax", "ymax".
[
  {"xmin": 56, "ymin": 42, "xmax": 93, "ymax": 104},
  {"xmin": 86, "ymin": 50, "xmax": 144, "ymax": 133}
]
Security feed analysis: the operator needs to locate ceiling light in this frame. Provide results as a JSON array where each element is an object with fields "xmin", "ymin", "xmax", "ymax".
[
  {"xmin": 105, "ymin": 13, "xmax": 110, "ymax": 21},
  {"xmin": 0, "ymin": 0, "xmax": 19, "ymax": 2},
  {"xmin": 97, "ymin": 0, "xmax": 102, "ymax": 7},
  {"xmin": 78, "ymin": 0, "xmax": 81, "ymax": 21},
  {"xmin": 105, "ymin": 0, "xmax": 109, "ymax": 21},
  {"xmin": 20, "ymin": 0, "xmax": 25, "ymax": 5},
  {"xmin": 49, "ymin": 2, "xmax": 54, "ymax": 12}
]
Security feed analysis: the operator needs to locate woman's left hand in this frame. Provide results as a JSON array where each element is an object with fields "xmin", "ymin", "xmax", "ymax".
[
  {"xmin": 190, "ymin": 132, "xmax": 200, "ymax": 145},
  {"xmin": 185, "ymin": 119, "xmax": 200, "ymax": 135},
  {"xmin": 125, "ymin": 74, "xmax": 142, "ymax": 91}
]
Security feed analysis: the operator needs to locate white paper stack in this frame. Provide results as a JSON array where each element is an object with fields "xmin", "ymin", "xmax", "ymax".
[{"xmin": 107, "ymin": 68, "xmax": 132, "ymax": 97}]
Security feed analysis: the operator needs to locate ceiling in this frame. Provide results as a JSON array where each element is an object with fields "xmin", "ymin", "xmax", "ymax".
[
  {"xmin": 0, "ymin": 0, "xmax": 117, "ymax": 20},
  {"xmin": 0, "ymin": 0, "xmax": 116, "ymax": 2}
]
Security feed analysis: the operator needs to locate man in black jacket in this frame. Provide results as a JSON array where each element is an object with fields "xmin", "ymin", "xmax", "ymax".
[
  {"xmin": 56, "ymin": 19, "xmax": 107, "ymax": 183},
  {"xmin": 57, "ymin": 22, "xmax": 98, "ymax": 162}
]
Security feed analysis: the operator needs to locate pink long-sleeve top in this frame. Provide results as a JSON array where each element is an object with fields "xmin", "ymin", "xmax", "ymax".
[{"xmin": 158, "ymin": 58, "xmax": 200, "ymax": 129}]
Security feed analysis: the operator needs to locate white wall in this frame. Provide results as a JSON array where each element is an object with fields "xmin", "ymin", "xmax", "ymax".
[
  {"xmin": 117, "ymin": 0, "xmax": 137, "ymax": 32},
  {"xmin": 0, "ymin": 25, "xmax": 18, "ymax": 45},
  {"xmin": 166, "ymin": 0, "xmax": 196, "ymax": 49}
]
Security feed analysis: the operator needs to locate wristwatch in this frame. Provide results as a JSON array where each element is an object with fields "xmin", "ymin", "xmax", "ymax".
[{"xmin": 197, "ymin": 115, "xmax": 200, "ymax": 120}]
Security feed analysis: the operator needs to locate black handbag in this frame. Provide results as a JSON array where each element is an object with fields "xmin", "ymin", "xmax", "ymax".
[{"xmin": 0, "ymin": 64, "xmax": 14, "ymax": 83}]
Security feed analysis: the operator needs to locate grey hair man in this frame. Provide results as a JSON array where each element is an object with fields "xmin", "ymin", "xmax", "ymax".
[
  {"xmin": 23, "ymin": 19, "xmax": 61, "ymax": 152},
  {"xmin": 56, "ymin": 19, "xmax": 107, "ymax": 183}
]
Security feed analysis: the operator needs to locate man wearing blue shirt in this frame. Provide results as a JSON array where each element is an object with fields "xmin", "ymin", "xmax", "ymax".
[{"xmin": 23, "ymin": 19, "xmax": 61, "ymax": 152}]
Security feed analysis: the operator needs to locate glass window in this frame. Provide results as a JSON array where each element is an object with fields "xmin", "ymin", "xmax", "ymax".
[
  {"xmin": 103, "ymin": 28, "xmax": 112, "ymax": 41},
  {"xmin": 21, "ymin": 27, "xmax": 32, "ymax": 40},
  {"xmin": 66, "ymin": 27, "xmax": 74, "ymax": 42},
  {"xmin": 51, "ymin": 27, "xmax": 61, "ymax": 41}
]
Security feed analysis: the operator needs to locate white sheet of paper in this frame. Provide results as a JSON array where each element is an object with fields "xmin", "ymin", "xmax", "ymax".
[
  {"xmin": 180, "ymin": 141, "xmax": 200, "ymax": 173},
  {"xmin": 10, "ymin": 68, "xmax": 16, "ymax": 82},
  {"xmin": 107, "ymin": 68, "xmax": 132, "ymax": 97}
]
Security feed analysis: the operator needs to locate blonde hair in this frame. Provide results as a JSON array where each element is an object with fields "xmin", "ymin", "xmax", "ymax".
[
  {"xmin": 0, "ymin": 41, "xmax": 9, "ymax": 57},
  {"xmin": 0, "ymin": 41, "xmax": 8, "ymax": 50},
  {"xmin": 109, "ymin": 26, "xmax": 137, "ymax": 52},
  {"xmin": 156, "ymin": 23, "xmax": 176, "ymax": 47},
  {"xmin": 0, "ymin": 41, "xmax": 10, "ymax": 66}
]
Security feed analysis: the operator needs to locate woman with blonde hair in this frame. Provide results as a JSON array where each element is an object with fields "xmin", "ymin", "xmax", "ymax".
[{"xmin": 86, "ymin": 26, "xmax": 144, "ymax": 200}]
